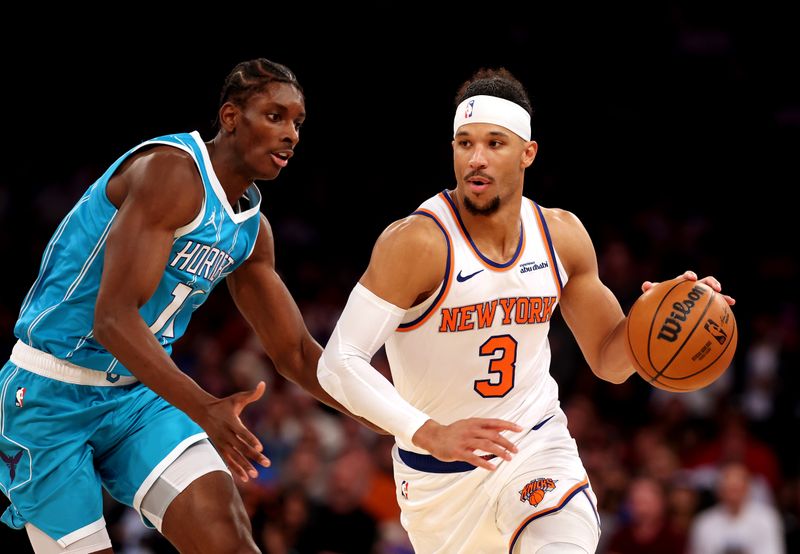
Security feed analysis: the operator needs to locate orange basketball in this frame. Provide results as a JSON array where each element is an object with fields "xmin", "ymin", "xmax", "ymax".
[{"xmin": 626, "ymin": 278, "xmax": 737, "ymax": 392}]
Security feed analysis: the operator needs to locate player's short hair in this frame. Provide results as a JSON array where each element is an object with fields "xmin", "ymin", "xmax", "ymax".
[
  {"xmin": 218, "ymin": 58, "xmax": 304, "ymax": 111},
  {"xmin": 455, "ymin": 68, "xmax": 533, "ymax": 118}
]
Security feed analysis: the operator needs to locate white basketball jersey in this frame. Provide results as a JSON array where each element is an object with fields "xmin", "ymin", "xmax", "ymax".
[{"xmin": 385, "ymin": 190, "xmax": 569, "ymax": 452}]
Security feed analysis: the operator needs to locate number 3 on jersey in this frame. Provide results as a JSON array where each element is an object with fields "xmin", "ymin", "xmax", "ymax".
[{"xmin": 474, "ymin": 334, "xmax": 517, "ymax": 398}]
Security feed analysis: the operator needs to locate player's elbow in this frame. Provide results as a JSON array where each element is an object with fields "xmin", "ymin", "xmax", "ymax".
[
  {"xmin": 590, "ymin": 362, "xmax": 635, "ymax": 384},
  {"xmin": 270, "ymin": 335, "xmax": 318, "ymax": 385},
  {"xmin": 316, "ymin": 348, "xmax": 351, "ymax": 401},
  {"xmin": 271, "ymin": 349, "xmax": 304, "ymax": 383}
]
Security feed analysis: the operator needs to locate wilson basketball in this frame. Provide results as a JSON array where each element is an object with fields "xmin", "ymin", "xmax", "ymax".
[{"xmin": 626, "ymin": 278, "xmax": 737, "ymax": 392}]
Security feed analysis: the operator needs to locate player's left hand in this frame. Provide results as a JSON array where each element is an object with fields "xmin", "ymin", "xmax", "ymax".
[
  {"xmin": 199, "ymin": 381, "xmax": 271, "ymax": 482},
  {"xmin": 642, "ymin": 270, "xmax": 735, "ymax": 306}
]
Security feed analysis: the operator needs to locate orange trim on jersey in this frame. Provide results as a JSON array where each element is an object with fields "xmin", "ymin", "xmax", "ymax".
[
  {"xmin": 396, "ymin": 208, "xmax": 454, "ymax": 332},
  {"xmin": 440, "ymin": 191, "xmax": 525, "ymax": 272},
  {"xmin": 530, "ymin": 199, "xmax": 562, "ymax": 300},
  {"xmin": 508, "ymin": 478, "xmax": 590, "ymax": 552}
]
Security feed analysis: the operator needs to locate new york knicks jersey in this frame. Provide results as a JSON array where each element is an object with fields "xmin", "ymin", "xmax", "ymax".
[
  {"xmin": 385, "ymin": 191, "xmax": 568, "ymax": 452},
  {"xmin": 14, "ymin": 131, "xmax": 261, "ymax": 376}
]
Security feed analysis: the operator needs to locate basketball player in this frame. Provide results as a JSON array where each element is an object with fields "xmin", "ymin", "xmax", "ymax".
[
  {"xmin": 0, "ymin": 59, "xmax": 365, "ymax": 553},
  {"xmin": 317, "ymin": 68, "xmax": 735, "ymax": 553}
]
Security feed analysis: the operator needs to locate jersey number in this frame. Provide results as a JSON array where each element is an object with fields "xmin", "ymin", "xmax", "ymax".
[
  {"xmin": 149, "ymin": 283, "xmax": 193, "ymax": 338},
  {"xmin": 474, "ymin": 334, "xmax": 518, "ymax": 398}
]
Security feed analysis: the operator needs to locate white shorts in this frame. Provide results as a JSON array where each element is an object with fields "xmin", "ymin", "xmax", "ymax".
[{"xmin": 392, "ymin": 408, "xmax": 600, "ymax": 554}]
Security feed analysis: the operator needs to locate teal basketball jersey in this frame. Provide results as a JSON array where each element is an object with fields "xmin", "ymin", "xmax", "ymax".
[{"xmin": 14, "ymin": 131, "xmax": 261, "ymax": 377}]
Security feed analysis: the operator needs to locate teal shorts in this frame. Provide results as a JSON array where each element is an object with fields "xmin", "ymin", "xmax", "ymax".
[{"xmin": 0, "ymin": 359, "xmax": 206, "ymax": 546}]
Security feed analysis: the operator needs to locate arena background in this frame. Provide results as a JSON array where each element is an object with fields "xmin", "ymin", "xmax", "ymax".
[{"xmin": 1, "ymin": 6, "xmax": 798, "ymax": 553}]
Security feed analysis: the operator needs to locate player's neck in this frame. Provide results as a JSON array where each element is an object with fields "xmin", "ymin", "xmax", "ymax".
[
  {"xmin": 205, "ymin": 136, "xmax": 252, "ymax": 206},
  {"xmin": 453, "ymin": 190, "xmax": 522, "ymax": 261}
]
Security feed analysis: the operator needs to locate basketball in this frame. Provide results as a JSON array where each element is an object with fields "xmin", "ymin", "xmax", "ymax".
[{"xmin": 626, "ymin": 278, "xmax": 737, "ymax": 392}]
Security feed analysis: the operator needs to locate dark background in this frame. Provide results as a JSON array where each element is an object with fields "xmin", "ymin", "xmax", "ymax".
[
  {"xmin": 2, "ymin": 8, "xmax": 797, "ymax": 313},
  {"xmin": 1, "ymin": 6, "xmax": 798, "ymax": 553}
]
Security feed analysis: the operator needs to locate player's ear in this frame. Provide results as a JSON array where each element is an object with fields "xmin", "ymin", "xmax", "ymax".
[
  {"xmin": 218, "ymin": 102, "xmax": 240, "ymax": 133},
  {"xmin": 521, "ymin": 140, "xmax": 538, "ymax": 168}
]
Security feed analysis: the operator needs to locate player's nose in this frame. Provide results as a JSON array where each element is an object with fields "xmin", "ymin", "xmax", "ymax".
[
  {"xmin": 468, "ymin": 145, "xmax": 488, "ymax": 169},
  {"xmin": 281, "ymin": 122, "xmax": 299, "ymax": 146}
]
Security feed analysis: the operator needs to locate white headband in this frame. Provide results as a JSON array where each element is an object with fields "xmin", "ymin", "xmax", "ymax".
[{"xmin": 453, "ymin": 95, "xmax": 531, "ymax": 141}]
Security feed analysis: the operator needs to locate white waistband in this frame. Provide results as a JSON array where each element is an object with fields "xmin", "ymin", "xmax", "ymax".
[{"xmin": 10, "ymin": 340, "xmax": 138, "ymax": 386}]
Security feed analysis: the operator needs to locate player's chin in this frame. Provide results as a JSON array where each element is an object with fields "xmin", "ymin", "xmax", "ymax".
[{"xmin": 256, "ymin": 164, "xmax": 283, "ymax": 181}]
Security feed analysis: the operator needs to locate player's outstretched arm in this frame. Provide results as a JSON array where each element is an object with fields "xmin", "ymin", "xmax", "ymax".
[
  {"xmin": 227, "ymin": 215, "xmax": 385, "ymax": 434},
  {"xmin": 94, "ymin": 148, "xmax": 269, "ymax": 482}
]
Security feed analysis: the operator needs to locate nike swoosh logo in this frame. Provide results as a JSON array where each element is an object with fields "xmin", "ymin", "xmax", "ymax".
[{"xmin": 456, "ymin": 269, "xmax": 484, "ymax": 282}]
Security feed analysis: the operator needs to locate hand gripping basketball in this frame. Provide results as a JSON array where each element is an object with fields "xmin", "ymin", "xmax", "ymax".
[{"xmin": 626, "ymin": 275, "xmax": 737, "ymax": 392}]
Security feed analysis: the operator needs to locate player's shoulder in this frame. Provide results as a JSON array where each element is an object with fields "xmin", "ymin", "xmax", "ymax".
[
  {"xmin": 535, "ymin": 205, "xmax": 594, "ymax": 275},
  {"xmin": 537, "ymin": 205, "xmax": 584, "ymax": 232},
  {"xmin": 376, "ymin": 212, "xmax": 448, "ymax": 255},
  {"xmin": 123, "ymin": 146, "xmax": 202, "ymax": 203},
  {"xmin": 362, "ymin": 213, "xmax": 448, "ymax": 303},
  {"xmin": 126, "ymin": 145, "xmax": 199, "ymax": 184},
  {"xmin": 108, "ymin": 144, "xmax": 203, "ymax": 229}
]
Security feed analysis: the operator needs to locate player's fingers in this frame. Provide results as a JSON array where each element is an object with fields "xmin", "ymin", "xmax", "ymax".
[
  {"xmin": 472, "ymin": 427, "xmax": 518, "ymax": 452},
  {"xmin": 681, "ymin": 270, "xmax": 698, "ymax": 281},
  {"xmin": 222, "ymin": 449, "xmax": 252, "ymax": 482},
  {"xmin": 473, "ymin": 439, "xmax": 515, "ymax": 461},
  {"xmin": 722, "ymin": 294, "xmax": 736, "ymax": 306},
  {"xmin": 474, "ymin": 418, "xmax": 523, "ymax": 433},
  {"xmin": 234, "ymin": 381, "xmax": 266, "ymax": 409},
  {"xmin": 475, "ymin": 431, "xmax": 518, "ymax": 454},
  {"xmin": 236, "ymin": 434, "xmax": 271, "ymax": 467},
  {"xmin": 234, "ymin": 422, "xmax": 266, "ymax": 456},
  {"xmin": 641, "ymin": 280, "xmax": 656, "ymax": 292},
  {"xmin": 699, "ymin": 276, "xmax": 721, "ymax": 291},
  {"xmin": 229, "ymin": 444, "xmax": 260, "ymax": 480},
  {"xmin": 463, "ymin": 452, "xmax": 499, "ymax": 471}
]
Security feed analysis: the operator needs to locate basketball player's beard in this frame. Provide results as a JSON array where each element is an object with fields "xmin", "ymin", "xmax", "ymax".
[{"xmin": 463, "ymin": 194, "xmax": 501, "ymax": 216}]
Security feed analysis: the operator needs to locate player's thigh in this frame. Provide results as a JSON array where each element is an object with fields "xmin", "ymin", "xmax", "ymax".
[
  {"xmin": 152, "ymin": 440, "xmax": 256, "ymax": 553},
  {"xmin": 0, "ymin": 363, "xmax": 105, "ymax": 547}
]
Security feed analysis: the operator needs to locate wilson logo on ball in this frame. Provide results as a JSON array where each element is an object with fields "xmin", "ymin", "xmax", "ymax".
[{"xmin": 656, "ymin": 285, "xmax": 707, "ymax": 343}]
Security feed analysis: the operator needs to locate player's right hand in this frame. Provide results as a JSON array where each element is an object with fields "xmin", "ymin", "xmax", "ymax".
[
  {"xmin": 411, "ymin": 418, "xmax": 523, "ymax": 471},
  {"xmin": 197, "ymin": 381, "xmax": 271, "ymax": 482}
]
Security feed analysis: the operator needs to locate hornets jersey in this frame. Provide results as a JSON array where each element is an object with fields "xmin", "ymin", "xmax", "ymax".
[
  {"xmin": 385, "ymin": 190, "xmax": 568, "ymax": 452},
  {"xmin": 14, "ymin": 131, "xmax": 261, "ymax": 376}
]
